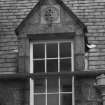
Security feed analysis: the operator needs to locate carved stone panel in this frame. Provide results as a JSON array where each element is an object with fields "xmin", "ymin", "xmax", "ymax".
[{"xmin": 41, "ymin": 5, "xmax": 60, "ymax": 24}]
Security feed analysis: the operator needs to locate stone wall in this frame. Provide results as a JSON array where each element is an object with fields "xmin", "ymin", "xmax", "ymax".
[
  {"xmin": 0, "ymin": 80, "xmax": 29, "ymax": 105},
  {"xmin": 75, "ymin": 78, "xmax": 102, "ymax": 105},
  {"xmin": 0, "ymin": 79, "xmax": 101, "ymax": 105}
]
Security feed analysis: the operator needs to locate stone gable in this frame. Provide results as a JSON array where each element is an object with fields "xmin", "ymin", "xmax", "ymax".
[{"xmin": 15, "ymin": 0, "xmax": 86, "ymax": 36}]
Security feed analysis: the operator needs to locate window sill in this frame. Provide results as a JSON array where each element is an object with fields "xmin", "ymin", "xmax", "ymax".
[
  {"xmin": 0, "ymin": 70, "xmax": 105, "ymax": 79},
  {"xmin": 30, "ymin": 70, "xmax": 105, "ymax": 78}
]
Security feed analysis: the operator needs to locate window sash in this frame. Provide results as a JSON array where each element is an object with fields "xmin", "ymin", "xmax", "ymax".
[
  {"xmin": 30, "ymin": 40, "xmax": 74, "ymax": 105},
  {"xmin": 30, "ymin": 77, "xmax": 74, "ymax": 105},
  {"xmin": 31, "ymin": 40, "xmax": 73, "ymax": 73}
]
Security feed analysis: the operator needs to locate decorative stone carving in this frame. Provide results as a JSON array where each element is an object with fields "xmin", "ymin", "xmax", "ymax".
[{"xmin": 41, "ymin": 5, "xmax": 60, "ymax": 24}]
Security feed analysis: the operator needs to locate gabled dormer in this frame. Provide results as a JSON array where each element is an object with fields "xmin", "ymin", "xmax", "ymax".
[
  {"xmin": 15, "ymin": 0, "xmax": 87, "ymax": 73},
  {"xmin": 15, "ymin": 0, "xmax": 87, "ymax": 105}
]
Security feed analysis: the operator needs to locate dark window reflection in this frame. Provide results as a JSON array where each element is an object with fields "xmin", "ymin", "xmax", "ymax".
[
  {"xmin": 34, "ymin": 95, "xmax": 45, "ymax": 105},
  {"xmin": 47, "ymin": 77, "xmax": 58, "ymax": 92},
  {"xmin": 47, "ymin": 43, "xmax": 58, "ymax": 58},
  {"xmin": 60, "ymin": 59, "xmax": 71, "ymax": 72},
  {"xmin": 34, "ymin": 79, "xmax": 45, "ymax": 93},
  {"xmin": 47, "ymin": 60, "xmax": 58, "ymax": 72},
  {"xmin": 47, "ymin": 94, "xmax": 59, "ymax": 105},
  {"xmin": 60, "ymin": 43, "xmax": 71, "ymax": 57},
  {"xmin": 60, "ymin": 78, "xmax": 72, "ymax": 92},
  {"xmin": 33, "ymin": 44, "xmax": 44, "ymax": 58},
  {"xmin": 33, "ymin": 60, "xmax": 45, "ymax": 73},
  {"xmin": 61, "ymin": 94, "xmax": 72, "ymax": 105}
]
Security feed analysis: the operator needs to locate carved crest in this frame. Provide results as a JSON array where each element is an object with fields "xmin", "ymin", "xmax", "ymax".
[{"xmin": 41, "ymin": 5, "xmax": 60, "ymax": 24}]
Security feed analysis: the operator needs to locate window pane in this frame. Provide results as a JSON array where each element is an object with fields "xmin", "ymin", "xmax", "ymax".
[
  {"xmin": 60, "ymin": 59, "xmax": 71, "ymax": 72},
  {"xmin": 47, "ymin": 43, "xmax": 58, "ymax": 58},
  {"xmin": 34, "ymin": 79, "xmax": 45, "ymax": 93},
  {"xmin": 47, "ymin": 77, "xmax": 58, "ymax": 92},
  {"xmin": 34, "ymin": 95, "xmax": 45, "ymax": 105},
  {"xmin": 61, "ymin": 94, "xmax": 72, "ymax": 105},
  {"xmin": 33, "ymin": 60, "xmax": 45, "ymax": 73},
  {"xmin": 47, "ymin": 60, "xmax": 58, "ymax": 72},
  {"xmin": 60, "ymin": 42, "xmax": 71, "ymax": 57},
  {"xmin": 33, "ymin": 44, "xmax": 44, "ymax": 58},
  {"xmin": 47, "ymin": 94, "xmax": 59, "ymax": 105},
  {"xmin": 60, "ymin": 77, "xmax": 72, "ymax": 92}
]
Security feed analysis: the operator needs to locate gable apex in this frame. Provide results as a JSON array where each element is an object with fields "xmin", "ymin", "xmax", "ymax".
[{"xmin": 15, "ymin": 0, "xmax": 87, "ymax": 35}]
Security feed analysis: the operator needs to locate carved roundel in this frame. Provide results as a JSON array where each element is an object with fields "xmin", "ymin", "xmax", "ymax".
[
  {"xmin": 41, "ymin": 5, "xmax": 60, "ymax": 24},
  {"xmin": 44, "ymin": 6, "xmax": 59, "ymax": 22}
]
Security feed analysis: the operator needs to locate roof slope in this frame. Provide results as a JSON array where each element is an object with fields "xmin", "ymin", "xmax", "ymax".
[
  {"xmin": 0, "ymin": 0, "xmax": 105, "ymax": 72},
  {"xmin": 0, "ymin": 0, "xmax": 37, "ymax": 72}
]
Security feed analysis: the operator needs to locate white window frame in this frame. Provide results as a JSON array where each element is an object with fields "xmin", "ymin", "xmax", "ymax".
[{"xmin": 30, "ymin": 40, "xmax": 75, "ymax": 105}]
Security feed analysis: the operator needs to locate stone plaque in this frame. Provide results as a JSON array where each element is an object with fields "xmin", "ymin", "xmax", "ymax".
[{"xmin": 41, "ymin": 5, "xmax": 60, "ymax": 24}]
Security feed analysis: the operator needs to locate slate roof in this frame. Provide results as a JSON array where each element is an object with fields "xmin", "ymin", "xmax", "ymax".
[
  {"xmin": 0, "ymin": 0, "xmax": 37, "ymax": 72},
  {"xmin": 0, "ymin": 0, "xmax": 105, "ymax": 72}
]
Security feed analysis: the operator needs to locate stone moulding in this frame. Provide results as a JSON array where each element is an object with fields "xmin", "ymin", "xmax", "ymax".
[{"xmin": 1, "ymin": 70, "xmax": 105, "ymax": 80}]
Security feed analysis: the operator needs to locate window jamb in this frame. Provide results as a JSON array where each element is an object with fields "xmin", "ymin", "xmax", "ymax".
[{"xmin": 30, "ymin": 42, "xmax": 34, "ymax": 105}]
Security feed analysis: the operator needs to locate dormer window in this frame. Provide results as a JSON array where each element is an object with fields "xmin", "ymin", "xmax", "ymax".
[
  {"xmin": 15, "ymin": 0, "xmax": 87, "ymax": 105},
  {"xmin": 30, "ymin": 40, "xmax": 74, "ymax": 105}
]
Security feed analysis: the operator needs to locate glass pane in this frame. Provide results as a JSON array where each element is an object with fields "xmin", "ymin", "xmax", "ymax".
[
  {"xmin": 47, "ymin": 43, "xmax": 58, "ymax": 58},
  {"xmin": 61, "ymin": 94, "xmax": 72, "ymax": 105},
  {"xmin": 34, "ymin": 95, "xmax": 45, "ymax": 105},
  {"xmin": 33, "ymin": 60, "xmax": 45, "ymax": 73},
  {"xmin": 47, "ymin": 77, "xmax": 58, "ymax": 92},
  {"xmin": 60, "ymin": 42, "xmax": 71, "ymax": 57},
  {"xmin": 60, "ymin": 59, "xmax": 71, "ymax": 72},
  {"xmin": 33, "ymin": 44, "xmax": 44, "ymax": 58},
  {"xmin": 60, "ymin": 77, "xmax": 72, "ymax": 92},
  {"xmin": 47, "ymin": 60, "xmax": 58, "ymax": 72},
  {"xmin": 47, "ymin": 94, "xmax": 59, "ymax": 105},
  {"xmin": 34, "ymin": 79, "xmax": 45, "ymax": 93}
]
